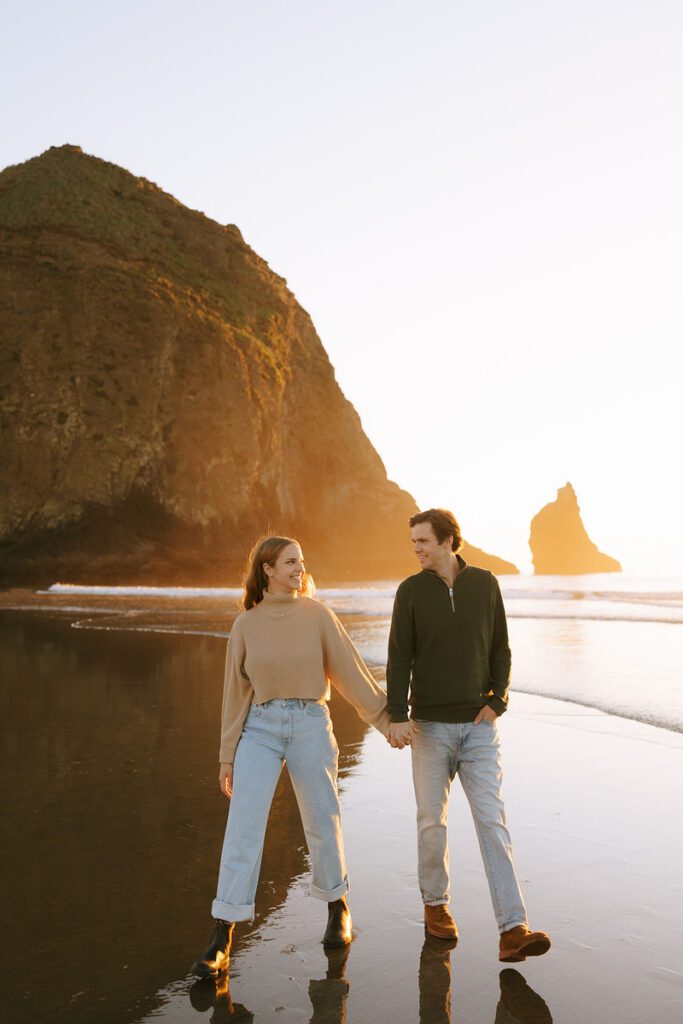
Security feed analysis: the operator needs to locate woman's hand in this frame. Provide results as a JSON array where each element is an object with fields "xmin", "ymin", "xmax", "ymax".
[
  {"xmin": 219, "ymin": 763, "xmax": 233, "ymax": 798},
  {"xmin": 387, "ymin": 721, "xmax": 418, "ymax": 749}
]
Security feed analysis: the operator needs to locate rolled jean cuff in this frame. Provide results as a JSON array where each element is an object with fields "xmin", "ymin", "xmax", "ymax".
[
  {"xmin": 424, "ymin": 899, "xmax": 448, "ymax": 907},
  {"xmin": 212, "ymin": 898, "xmax": 254, "ymax": 923},
  {"xmin": 310, "ymin": 875, "xmax": 349, "ymax": 902},
  {"xmin": 499, "ymin": 917, "xmax": 528, "ymax": 934}
]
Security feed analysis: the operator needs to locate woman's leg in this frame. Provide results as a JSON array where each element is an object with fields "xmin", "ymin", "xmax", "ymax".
[
  {"xmin": 212, "ymin": 707, "xmax": 284, "ymax": 922},
  {"xmin": 284, "ymin": 702, "xmax": 349, "ymax": 902}
]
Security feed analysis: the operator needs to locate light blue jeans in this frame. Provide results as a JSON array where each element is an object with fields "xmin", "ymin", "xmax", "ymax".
[
  {"xmin": 212, "ymin": 698, "xmax": 349, "ymax": 922},
  {"xmin": 411, "ymin": 719, "xmax": 527, "ymax": 933}
]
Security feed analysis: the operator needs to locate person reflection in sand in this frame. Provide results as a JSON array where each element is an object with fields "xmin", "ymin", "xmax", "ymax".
[
  {"xmin": 189, "ymin": 974, "xmax": 254, "ymax": 1021},
  {"xmin": 495, "ymin": 969, "xmax": 553, "ymax": 1024},
  {"xmin": 419, "ymin": 933, "xmax": 457, "ymax": 1023},
  {"xmin": 417, "ymin": 942, "xmax": 554, "ymax": 1024},
  {"xmin": 308, "ymin": 945, "xmax": 351, "ymax": 1024}
]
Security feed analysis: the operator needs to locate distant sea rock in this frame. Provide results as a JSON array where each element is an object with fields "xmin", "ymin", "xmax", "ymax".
[
  {"xmin": 529, "ymin": 482, "xmax": 621, "ymax": 574},
  {"xmin": 0, "ymin": 145, "xmax": 518, "ymax": 584}
]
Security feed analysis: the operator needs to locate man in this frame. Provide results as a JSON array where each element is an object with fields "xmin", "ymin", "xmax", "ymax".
[{"xmin": 386, "ymin": 508, "xmax": 551, "ymax": 963}]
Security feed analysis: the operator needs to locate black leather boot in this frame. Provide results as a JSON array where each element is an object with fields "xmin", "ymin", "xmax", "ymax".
[
  {"xmin": 323, "ymin": 896, "xmax": 352, "ymax": 947},
  {"xmin": 190, "ymin": 919, "xmax": 234, "ymax": 978}
]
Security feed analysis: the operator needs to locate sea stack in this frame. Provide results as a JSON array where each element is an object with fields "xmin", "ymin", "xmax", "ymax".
[
  {"xmin": 529, "ymin": 482, "xmax": 621, "ymax": 574},
  {"xmin": 0, "ymin": 145, "xmax": 517, "ymax": 584}
]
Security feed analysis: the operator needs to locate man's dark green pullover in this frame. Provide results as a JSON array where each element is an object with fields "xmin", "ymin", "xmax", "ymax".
[{"xmin": 386, "ymin": 555, "xmax": 511, "ymax": 722}]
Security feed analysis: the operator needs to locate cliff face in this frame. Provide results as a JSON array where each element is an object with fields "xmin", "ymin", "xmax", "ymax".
[
  {"xmin": 0, "ymin": 145, "xmax": 516, "ymax": 584},
  {"xmin": 529, "ymin": 482, "xmax": 621, "ymax": 574}
]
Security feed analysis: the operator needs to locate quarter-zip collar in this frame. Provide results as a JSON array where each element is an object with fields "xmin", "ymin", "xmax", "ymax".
[
  {"xmin": 422, "ymin": 554, "xmax": 469, "ymax": 612},
  {"xmin": 422, "ymin": 553, "xmax": 469, "ymax": 587}
]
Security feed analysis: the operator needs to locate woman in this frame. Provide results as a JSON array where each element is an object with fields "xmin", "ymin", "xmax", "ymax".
[{"xmin": 191, "ymin": 535, "xmax": 390, "ymax": 978}]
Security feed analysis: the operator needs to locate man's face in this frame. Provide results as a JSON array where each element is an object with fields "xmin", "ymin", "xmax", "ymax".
[{"xmin": 411, "ymin": 521, "xmax": 452, "ymax": 569}]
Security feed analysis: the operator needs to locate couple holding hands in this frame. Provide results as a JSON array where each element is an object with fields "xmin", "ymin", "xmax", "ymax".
[{"xmin": 191, "ymin": 508, "xmax": 551, "ymax": 978}]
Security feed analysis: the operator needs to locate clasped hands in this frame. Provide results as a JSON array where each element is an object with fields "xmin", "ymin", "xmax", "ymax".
[
  {"xmin": 386, "ymin": 704, "xmax": 498, "ymax": 749},
  {"xmin": 386, "ymin": 720, "xmax": 418, "ymax": 748}
]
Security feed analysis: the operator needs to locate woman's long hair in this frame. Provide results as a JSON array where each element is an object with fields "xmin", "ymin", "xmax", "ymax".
[{"xmin": 242, "ymin": 534, "xmax": 315, "ymax": 610}]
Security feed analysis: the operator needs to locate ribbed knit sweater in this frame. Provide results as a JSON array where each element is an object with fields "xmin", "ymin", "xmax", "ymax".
[{"xmin": 219, "ymin": 590, "xmax": 390, "ymax": 763}]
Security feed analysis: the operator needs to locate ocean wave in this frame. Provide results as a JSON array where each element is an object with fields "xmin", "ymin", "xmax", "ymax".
[
  {"xmin": 34, "ymin": 581, "xmax": 683, "ymax": 626},
  {"xmin": 510, "ymin": 684, "xmax": 683, "ymax": 736},
  {"xmin": 44, "ymin": 584, "xmax": 243, "ymax": 599}
]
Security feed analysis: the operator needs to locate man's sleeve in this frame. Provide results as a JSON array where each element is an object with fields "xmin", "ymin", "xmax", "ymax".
[
  {"xmin": 488, "ymin": 575, "xmax": 511, "ymax": 716},
  {"xmin": 386, "ymin": 581, "xmax": 414, "ymax": 722}
]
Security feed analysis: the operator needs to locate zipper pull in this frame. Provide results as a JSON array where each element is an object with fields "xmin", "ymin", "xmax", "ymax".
[{"xmin": 448, "ymin": 587, "xmax": 455, "ymax": 612}]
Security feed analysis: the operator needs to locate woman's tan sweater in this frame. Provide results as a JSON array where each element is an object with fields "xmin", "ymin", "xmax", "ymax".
[{"xmin": 219, "ymin": 590, "xmax": 390, "ymax": 763}]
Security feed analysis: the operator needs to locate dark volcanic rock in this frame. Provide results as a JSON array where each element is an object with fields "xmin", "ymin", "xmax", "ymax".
[
  {"xmin": 530, "ymin": 482, "xmax": 621, "ymax": 574},
  {"xmin": 0, "ymin": 145, "xmax": 517, "ymax": 584}
]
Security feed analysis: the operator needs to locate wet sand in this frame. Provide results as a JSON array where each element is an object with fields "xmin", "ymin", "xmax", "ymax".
[{"xmin": 1, "ymin": 605, "xmax": 682, "ymax": 1023}]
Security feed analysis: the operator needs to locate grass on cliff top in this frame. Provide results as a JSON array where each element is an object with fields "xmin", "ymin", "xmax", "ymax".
[{"xmin": 0, "ymin": 145, "xmax": 297, "ymax": 350}]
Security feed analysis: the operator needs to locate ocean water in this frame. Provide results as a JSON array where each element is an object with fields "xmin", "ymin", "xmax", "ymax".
[{"xmin": 43, "ymin": 574, "xmax": 683, "ymax": 733}]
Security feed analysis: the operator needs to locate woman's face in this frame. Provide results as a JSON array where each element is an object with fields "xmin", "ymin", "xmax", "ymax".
[{"xmin": 265, "ymin": 543, "xmax": 305, "ymax": 593}]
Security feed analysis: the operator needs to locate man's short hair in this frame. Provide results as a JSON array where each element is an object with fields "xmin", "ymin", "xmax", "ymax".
[{"xmin": 409, "ymin": 508, "xmax": 463, "ymax": 552}]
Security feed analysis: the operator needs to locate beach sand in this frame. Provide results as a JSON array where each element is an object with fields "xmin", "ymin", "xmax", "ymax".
[{"xmin": 1, "ymin": 607, "xmax": 681, "ymax": 1023}]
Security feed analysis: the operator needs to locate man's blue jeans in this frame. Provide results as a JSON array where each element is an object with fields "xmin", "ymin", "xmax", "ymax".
[
  {"xmin": 212, "ymin": 698, "xmax": 349, "ymax": 922},
  {"xmin": 411, "ymin": 718, "xmax": 527, "ymax": 933}
]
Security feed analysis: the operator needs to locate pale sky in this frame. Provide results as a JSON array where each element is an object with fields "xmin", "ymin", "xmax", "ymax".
[{"xmin": 2, "ymin": 1, "xmax": 681, "ymax": 574}]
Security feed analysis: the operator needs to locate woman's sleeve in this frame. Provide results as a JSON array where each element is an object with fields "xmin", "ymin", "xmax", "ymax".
[
  {"xmin": 321, "ymin": 607, "xmax": 391, "ymax": 736},
  {"xmin": 219, "ymin": 622, "xmax": 254, "ymax": 763}
]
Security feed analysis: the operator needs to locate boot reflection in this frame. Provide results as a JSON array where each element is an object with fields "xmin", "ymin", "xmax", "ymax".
[
  {"xmin": 189, "ymin": 972, "xmax": 254, "ymax": 1021},
  {"xmin": 495, "ymin": 969, "xmax": 553, "ymax": 1024},
  {"xmin": 419, "ymin": 933, "xmax": 458, "ymax": 1023},
  {"xmin": 308, "ymin": 943, "xmax": 351, "ymax": 1023}
]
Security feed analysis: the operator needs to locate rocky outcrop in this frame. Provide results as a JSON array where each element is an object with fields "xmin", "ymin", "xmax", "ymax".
[
  {"xmin": 530, "ymin": 482, "xmax": 621, "ymax": 574},
  {"xmin": 0, "ymin": 145, "xmax": 517, "ymax": 584}
]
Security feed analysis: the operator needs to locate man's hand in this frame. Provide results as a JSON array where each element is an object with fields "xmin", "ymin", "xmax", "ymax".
[
  {"xmin": 473, "ymin": 704, "xmax": 498, "ymax": 725},
  {"xmin": 219, "ymin": 763, "xmax": 233, "ymax": 798},
  {"xmin": 387, "ymin": 720, "xmax": 418, "ymax": 749}
]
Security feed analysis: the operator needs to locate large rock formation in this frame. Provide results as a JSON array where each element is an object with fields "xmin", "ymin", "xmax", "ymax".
[
  {"xmin": 0, "ymin": 145, "xmax": 517, "ymax": 584},
  {"xmin": 530, "ymin": 482, "xmax": 621, "ymax": 574}
]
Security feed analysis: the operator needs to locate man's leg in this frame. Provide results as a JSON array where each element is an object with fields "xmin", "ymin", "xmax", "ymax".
[
  {"xmin": 411, "ymin": 721, "xmax": 456, "ymax": 905},
  {"xmin": 457, "ymin": 721, "xmax": 527, "ymax": 933}
]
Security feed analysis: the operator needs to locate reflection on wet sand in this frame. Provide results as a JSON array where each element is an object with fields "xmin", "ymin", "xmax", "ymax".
[
  {"xmin": 418, "ymin": 936, "xmax": 553, "ymax": 1024},
  {"xmin": 0, "ymin": 611, "xmax": 368, "ymax": 1024},
  {"xmin": 495, "ymin": 970, "xmax": 553, "ymax": 1024},
  {"xmin": 187, "ymin": 949, "xmax": 554, "ymax": 1024},
  {"xmin": 188, "ymin": 945, "xmax": 352, "ymax": 1023},
  {"xmin": 190, "ymin": 973, "xmax": 254, "ymax": 1021},
  {"xmin": 419, "ymin": 934, "xmax": 457, "ymax": 1023},
  {"xmin": 307, "ymin": 945, "xmax": 350, "ymax": 1024}
]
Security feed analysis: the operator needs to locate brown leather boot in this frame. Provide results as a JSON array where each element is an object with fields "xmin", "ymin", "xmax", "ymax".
[
  {"xmin": 424, "ymin": 904, "xmax": 459, "ymax": 941},
  {"xmin": 499, "ymin": 924, "xmax": 551, "ymax": 963},
  {"xmin": 323, "ymin": 896, "xmax": 353, "ymax": 947}
]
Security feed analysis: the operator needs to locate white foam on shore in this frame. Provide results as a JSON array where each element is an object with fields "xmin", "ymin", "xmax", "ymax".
[
  {"xmin": 42, "ymin": 579, "xmax": 683, "ymax": 624},
  {"xmin": 44, "ymin": 584, "xmax": 243, "ymax": 599}
]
